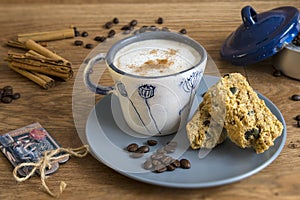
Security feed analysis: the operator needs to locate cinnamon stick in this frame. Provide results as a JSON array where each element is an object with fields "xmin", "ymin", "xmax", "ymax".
[
  {"xmin": 5, "ymin": 51, "xmax": 73, "ymax": 80},
  {"xmin": 24, "ymin": 39, "xmax": 71, "ymax": 66},
  {"xmin": 9, "ymin": 61, "xmax": 72, "ymax": 80},
  {"xmin": 7, "ymin": 40, "xmax": 48, "ymax": 50},
  {"xmin": 17, "ymin": 28, "xmax": 74, "ymax": 42},
  {"xmin": 8, "ymin": 64, "xmax": 55, "ymax": 89}
]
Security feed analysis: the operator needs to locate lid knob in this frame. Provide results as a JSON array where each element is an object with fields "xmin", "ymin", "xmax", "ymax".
[{"xmin": 242, "ymin": 6, "xmax": 257, "ymax": 27}]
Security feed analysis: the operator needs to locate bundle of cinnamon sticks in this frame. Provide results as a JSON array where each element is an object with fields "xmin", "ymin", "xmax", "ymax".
[{"xmin": 5, "ymin": 28, "xmax": 74, "ymax": 89}]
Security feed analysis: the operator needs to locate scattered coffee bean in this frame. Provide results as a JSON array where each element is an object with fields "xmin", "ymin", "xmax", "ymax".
[
  {"xmin": 151, "ymin": 152, "xmax": 164, "ymax": 160},
  {"xmin": 123, "ymin": 29, "xmax": 131, "ymax": 34},
  {"xmin": 126, "ymin": 138, "xmax": 191, "ymax": 174},
  {"xmin": 166, "ymin": 141, "xmax": 177, "ymax": 147},
  {"xmin": 167, "ymin": 164, "xmax": 176, "ymax": 171},
  {"xmin": 81, "ymin": 31, "xmax": 89, "ymax": 37},
  {"xmin": 160, "ymin": 155, "xmax": 173, "ymax": 165},
  {"xmin": 291, "ymin": 94, "xmax": 300, "ymax": 101},
  {"xmin": 154, "ymin": 165, "xmax": 167, "ymax": 173},
  {"xmin": 129, "ymin": 19, "xmax": 138, "ymax": 27},
  {"xmin": 1, "ymin": 96, "xmax": 12, "ymax": 104},
  {"xmin": 137, "ymin": 145, "xmax": 150, "ymax": 153},
  {"xmin": 273, "ymin": 69, "xmax": 282, "ymax": 77},
  {"xmin": 74, "ymin": 30, "xmax": 80, "ymax": 37},
  {"xmin": 295, "ymin": 115, "xmax": 300, "ymax": 121},
  {"xmin": 112, "ymin": 17, "xmax": 119, "ymax": 24},
  {"xmin": 297, "ymin": 121, "xmax": 300, "ymax": 128},
  {"xmin": 12, "ymin": 93, "xmax": 21, "ymax": 100},
  {"xmin": 130, "ymin": 152, "xmax": 144, "ymax": 158},
  {"xmin": 107, "ymin": 30, "xmax": 116, "ymax": 38},
  {"xmin": 156, "ymin": 17, "xmax": 164, "ymax": 24},
  {"xmin": 126, "ymin": 143, "xmax": 138, "ymax": 152},
  {"xmin": 104, "ymin": 21, "xmax": 113, "ymax": 29},
  {"xmin": 0, "ymin": 86, "xmax": 20, "ymax": 104},
  {"xmin": 180, "ymin": 159, "xmax": 191, "ymax": 169},
  {"xmin": 179, "ymin": 28, "xmax": 187, "ymax": 34},
  {"xmin": 85, "ymin": 43, "xmax": 94, "ymax": 49},
  {"xmin": 94, "ymin": 36, "xmax": 106, "ymax": 42},
  {"xmin": 156, "ymin": 147, "xmax": 167, "ymax": 154},
  {"xmin": 149, "ymin": 25, "xmax": 158, "ymax": 31},
  {"xmin": 164, "ymin": 144, "xmax": 176, "ymax": 153},
  {"xmin": 152, "ymin": 159, "xmax": 162, "ymax": 166},
  {"xmin": 3, "ymin": 86, "xmax": 13, "ymax": 96},
  {"xmin": 161, "ymin": 27, "xmax": 169, "ymax": 32},
  {"xmin": 171, "ymin": 159, "xmax": 181, "ymax": 168},
  {"xmin": 143, "ymin": 159, "xmax": 153, "ymax": 170},
  {"xmin": 121, "ymin": 25, "xmax": 130, "ymax": 30},
  {"xmin": 74, "ymin": 40, "xmax": 84, "ymax": 46},
  {"xmin": 147, "ymin": 139, "xmax": 158, "ymax": 146}
]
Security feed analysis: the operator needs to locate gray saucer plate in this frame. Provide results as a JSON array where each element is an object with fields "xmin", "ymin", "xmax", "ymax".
[{"xmin": 85, "ymin": 75, "xmax": 286, "ymax": 188}]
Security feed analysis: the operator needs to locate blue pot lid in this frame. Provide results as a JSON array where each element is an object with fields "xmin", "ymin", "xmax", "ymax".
[{"xmin": 220, "ymin": 6, "xmax": 300, "ymax": 66}]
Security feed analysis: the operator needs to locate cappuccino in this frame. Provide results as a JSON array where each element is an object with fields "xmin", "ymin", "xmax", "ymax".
[{"xmin": 113, "ymin": 39, "xmax": 201, "ymax": 77}]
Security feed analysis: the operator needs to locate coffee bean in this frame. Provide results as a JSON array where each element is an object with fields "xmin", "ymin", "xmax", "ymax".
[
  {"xmin": 167, "ymin": 164, "xmax": 176, "ymax": 171},
  {"xmin": 113, "ymin": 17, "xmax": 119, "ymax": 24},
  {"xmin": 126, "ymin": 143, "xmax": 138, "ymax": 152},
  {"xmin": 151, "ymin": 153, "xmax": 164, "ymax": 160},
  {"xmin": 297, "ymin": 121, "xmax": 300, "ymax": 128},
  {"xmin": 180, "ymin": 159, "xmax": 191, "ymax": 169},
  {"xmin": 164, "ymin": 145, "xmax": 176, "ymax": 153},
  {"xmin": 130, "ymin": 152, "xmax": 144, "ymax": 158},
  {"xmin": 12, "ymin": 93, "xmax": 21, "ymax": 100},
  {"xmin": 104, "ymin": 21, "xmax": 113, "ymax": 29},
  {"xmin": 171, "ymin": 159, "xmax": 181, "ymax": 168},
  {"xmin": 156, "ymin": 147, "xmax": 167, "ymax": 154},
  {"xmin": 161, "ymin": 27, "xmax": 169, "ymax": 32},
  {"xmin": 3, "ymin": 87, "xmax": 13, "ymax": 97},
  {"xmin": 161, "ymin": 156, "xmax": 173, "ymax": 165},
  {"xmin": 94, "ymin": 36, "xmax": 106, "ymax": 42},
  {"xmin": 107, "ymin": 30, "xmax": 116, "ymax": 38},
  {"xmin": 291, "ymin": 94, "xmax": 300, "ymax": 101},
  {"xmin": 166, "ymin": 141, "xmax": 177, "ymax": 147},
  {"xmin": 74, "ymin": 30, "xmax": 80, "ymax": 37},
  {"xmin": 1, "ymin": 96, "xmax": 12, "ymax": 104},
  {"xmin": 74, "ymin": 40, "xmax": 83, "ymax": 46},
  {"xmin": 154, "ymin": 165, "xmax": 167, "ymax": 173},
  {"xmin": 85, "ymin": 44, "xmax": 94, "ymax": 49},
  {"xmin": 123, "ymin": 29, "xmax": 131, "ymax": 34},
  {"xmin": 137, "ymin": 145, "xmax": 150, "ymax": 153},
  {"xmin": 152, "ymin": 159, "xmax": 162, "ymax": 166},
  {"xmin": 273, "ymin": 70, "xmax": 282, "ymax": 77},
  {"xmin": 121, "ymin": 25, "xmax": 130, "ymax": 30},
  {"xmin": 129, "ymin": 19, "xmax": 138, "ymax": 27},
  {"xmin": 143, "ymin": 159, "xmax": 153, "ymax": 170},
  {"xmin": 149, "ymin": 25, "xmax": 158, "ymax": 31},
  {"xmin": 295, "ymin": 115, "xmax": 300, "ymax": 121},
  {"xmin": 81, "ymin": 31, "xmax": 89, "ymax": 37},
  {"xmin": 147, "ymin": 139, "xmax": 158, "ymax": 146},
  {"xmin": 156, "ymin": 17, "xmax": 164, "ymax": 24},
  {"xmin": 179, "ymin": 28, "xmax": 187, "ymax": 34}
]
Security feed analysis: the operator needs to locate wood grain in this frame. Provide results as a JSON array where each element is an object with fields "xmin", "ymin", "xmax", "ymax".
[{"xmin": 0, "ymin": 1, "xmax": 300, "ymax": 200}]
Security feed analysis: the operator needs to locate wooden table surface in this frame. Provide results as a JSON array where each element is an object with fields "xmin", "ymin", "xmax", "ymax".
[{"xmin": 0, "ymin": 1, "xmax": 299, "ymax": 199}]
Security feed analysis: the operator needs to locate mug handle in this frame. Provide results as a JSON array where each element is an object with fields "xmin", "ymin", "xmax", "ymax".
[{"xmin": 83, "ymin": 53, "xmax": 114, "ymax": 95}]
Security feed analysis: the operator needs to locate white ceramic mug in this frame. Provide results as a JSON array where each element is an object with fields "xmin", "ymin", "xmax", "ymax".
[{"xmin": 84, "ymin": 31, "xmax": 207, "ymax": 136}]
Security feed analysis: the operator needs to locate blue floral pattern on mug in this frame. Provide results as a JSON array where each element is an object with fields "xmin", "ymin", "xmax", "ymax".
[
  {"xmin": 138, "ymin": 84, "xmax": 161, "ymax": 134},
  {"xmin": 116, "ymin": 81, "xmax": 150, "ymax": 133},
  {"xmin": 179, "ymin": 70, "xmax": 203, "ymax": 115},
  {"xmin": 180, "ymin": 70, "xmax": 203, "ymax": 93}
]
